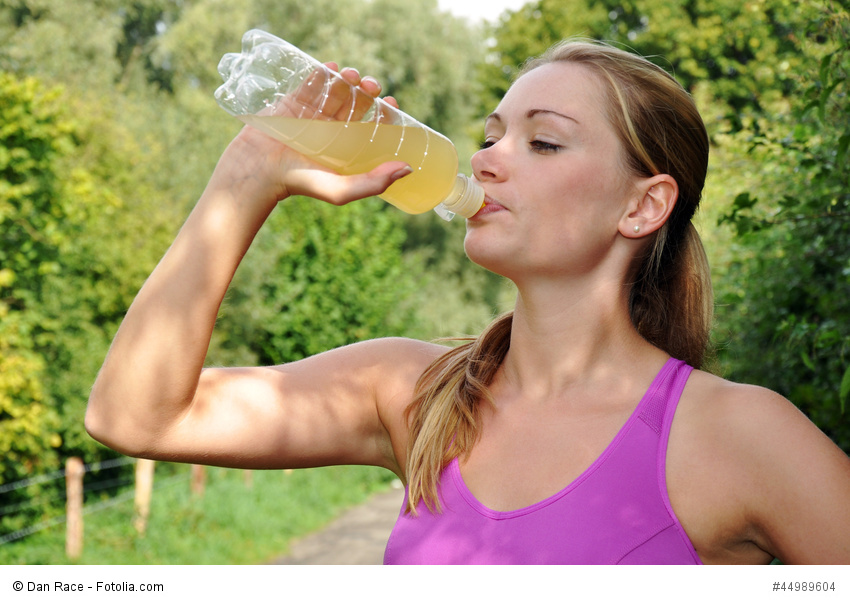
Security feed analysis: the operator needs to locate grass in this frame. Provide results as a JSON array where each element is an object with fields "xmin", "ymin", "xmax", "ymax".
[{"xmin": 0, "ymin": 464, "xmax": 397, "ymax": 565}]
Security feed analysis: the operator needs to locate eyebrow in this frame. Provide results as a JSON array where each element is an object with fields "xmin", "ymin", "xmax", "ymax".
[{"xmin": 486, "ymin": 109, "xmax": 580, "ymax": 125}]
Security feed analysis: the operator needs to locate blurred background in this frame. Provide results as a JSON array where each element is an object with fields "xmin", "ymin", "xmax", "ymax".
[{"xmin": 1, "ymin": 0, "xmax": 847, "ymax": 563}]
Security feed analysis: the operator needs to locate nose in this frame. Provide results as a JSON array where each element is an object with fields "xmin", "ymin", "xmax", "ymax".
[{"xmin": 471, "ymin": 142, "xmax": 504, "ymax": 183}]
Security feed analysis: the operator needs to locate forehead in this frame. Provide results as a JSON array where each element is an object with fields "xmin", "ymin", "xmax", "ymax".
[{"xmin": 498, "ymin": 62, "xmax": 607, "ymax": 121}]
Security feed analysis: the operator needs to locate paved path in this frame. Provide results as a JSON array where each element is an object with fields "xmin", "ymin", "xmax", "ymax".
[{"xmin": 268, "ymin": 485, "xmax": 404, "ymax": 565}]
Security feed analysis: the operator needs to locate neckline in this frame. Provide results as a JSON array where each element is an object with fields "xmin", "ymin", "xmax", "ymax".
[{"xmin": 450, "ymin": 357, "xmax": 679, "ymax": 519}]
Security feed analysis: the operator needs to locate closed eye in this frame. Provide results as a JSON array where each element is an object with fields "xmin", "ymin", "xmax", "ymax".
[{"xmin": 530, "ymin": 140, "xmax": 562, "ymax": 153}]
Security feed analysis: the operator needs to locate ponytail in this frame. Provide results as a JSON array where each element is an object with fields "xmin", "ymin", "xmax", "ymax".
[
  {"xmin": 630, "ymin": 222, "xmax": 713, "ymax": 369},
  {"xmin": 404, "ymin": 313, "xmax": 512, "ymax": 514}
]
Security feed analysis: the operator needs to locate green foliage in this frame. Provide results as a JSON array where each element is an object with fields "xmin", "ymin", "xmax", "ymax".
[
  {"xmin": 0, "ymin": 71, "xmax": 71, "ymax": 534},
  {"xmin": 480, "ymin": 0, "xmax": 824, "ymax": 123},
  {"xmin": 0, "ymin": 1, "xmax": 122, "ymax": 90},
  {"xmin": 713, "ymin": 2, "xmax": 850, "ymax": 449},
  {"xmin": 0, "ymin": 73, "xmax": 72, "ymax": 306},
  {"xmin": 0, "ymin": 72, "xmax": 67, "ymax": 486},
  {"xmin": 214, "ymin": 199, "xmax": 420, "ymax": 365},
  {"xmin": 0, "ymin": 311, "xmax": 61, "ymax": 538}
]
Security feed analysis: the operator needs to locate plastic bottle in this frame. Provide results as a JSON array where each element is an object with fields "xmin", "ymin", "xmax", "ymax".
[{"xmin": 214, "ymin": 29, "xmax": 484, "ymax": 221}]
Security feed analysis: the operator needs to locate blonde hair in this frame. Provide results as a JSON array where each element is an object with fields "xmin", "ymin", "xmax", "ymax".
[{"xmin": 404, "ymin": 40, "xmax": 713, "ymax": 514}]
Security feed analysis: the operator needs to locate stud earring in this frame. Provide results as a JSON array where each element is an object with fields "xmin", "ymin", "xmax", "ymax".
[{"xmin": 633, "ymin": 225, "xmax": 640, "ymax": 233}]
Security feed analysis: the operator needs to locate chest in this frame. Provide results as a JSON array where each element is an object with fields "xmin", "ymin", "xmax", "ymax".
[
  {"xmin": 459, "ymin": 400, "xmax": 637, "ymax": 511},
  {"xmin": 387, "ymin": 398, "xmax": 703, "ymax": 564}
]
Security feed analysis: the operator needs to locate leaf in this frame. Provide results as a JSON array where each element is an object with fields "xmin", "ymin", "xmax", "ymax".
[
  {"xmin": 801, "ymin": 350, "xmax": 816, "ymax": 371},
  {"xmin": 733, "ymin": 192, "xmax": 759, "ymax": 211},
  {"xmin": 818, "ymin": 79, "xmax": 843, "ymax": 123},
  {"xmin": 840, "ymin": 365, "xmax": 850, "ymax": 415},
  {"xmin": 819, "ymin": 54, "xmax": 832, "ymax": 85},
  {"xmin": 836, "ymin": 134, "xmax": 850, "ymax": 169}
]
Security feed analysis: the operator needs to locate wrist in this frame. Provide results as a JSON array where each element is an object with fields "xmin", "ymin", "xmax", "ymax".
[{"xmin": 211, "ymin": 128, "xmax": 292, "ymax": 207}]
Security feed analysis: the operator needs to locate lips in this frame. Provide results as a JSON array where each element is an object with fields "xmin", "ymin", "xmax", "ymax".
[{"xmin": 470, "ymin": 195, "xmax": 507, "ymax": 219}]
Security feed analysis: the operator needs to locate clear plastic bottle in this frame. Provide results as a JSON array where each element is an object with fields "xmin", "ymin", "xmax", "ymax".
[{"xmin": 215, "ymin": 29, "xmax": 484, "ymax": 221}]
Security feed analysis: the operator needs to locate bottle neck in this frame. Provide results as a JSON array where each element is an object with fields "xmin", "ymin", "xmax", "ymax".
[{"xmin": 436, "ymin": 175, "xmax": 484, "ymax": 220}]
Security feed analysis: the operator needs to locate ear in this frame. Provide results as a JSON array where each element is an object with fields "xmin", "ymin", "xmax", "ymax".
[{"xmin": 619, "ymin": 174, "xmax": 678, "ymax": 239}]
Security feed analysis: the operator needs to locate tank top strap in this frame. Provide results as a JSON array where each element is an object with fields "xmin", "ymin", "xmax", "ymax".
[{"xmin": 638, "ymin": 358, "xmax": 693, "ymax": 435}]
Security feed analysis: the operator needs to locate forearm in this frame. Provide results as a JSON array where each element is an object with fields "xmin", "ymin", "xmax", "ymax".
[{"xmin": 86, "ymin": 152, "xmax": 279, "ymax": 454}]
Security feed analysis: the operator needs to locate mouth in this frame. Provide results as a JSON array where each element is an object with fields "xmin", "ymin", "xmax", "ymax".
[{"xmin": 470, "ymin": 195, "xmax": 507, "ymax": 219}]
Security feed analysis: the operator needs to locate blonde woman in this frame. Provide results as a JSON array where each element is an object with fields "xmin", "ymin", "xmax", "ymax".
[{"xmin": 87, "ymin": 40, "xmax": 850, "ymax": 564}]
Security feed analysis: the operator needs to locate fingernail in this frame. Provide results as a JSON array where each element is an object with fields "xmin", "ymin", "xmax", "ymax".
[
  {"xmin": 391, "ymin": 166, "xmax": 413, "ymax": 181},
  {"xmin": 362, "ymin": 76, "xmax": 380, "ymax": 89}
]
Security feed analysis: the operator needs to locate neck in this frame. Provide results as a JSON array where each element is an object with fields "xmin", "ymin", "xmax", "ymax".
[{"xmin": 498, "ymin": 276, "xmax": 665, "ymax": 400}]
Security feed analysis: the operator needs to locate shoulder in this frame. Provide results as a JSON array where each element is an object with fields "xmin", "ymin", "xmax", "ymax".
[
  {"xmin": 672, "ymin": 369, "xmax": 850, "ymax": 563},
  {"xmin": 294, "ymin": 336, "xmax": 449, "ymax": 372},
  {"xmin": 337, "ymin": 337, "xmax": 451, "ymax": 462},
  {"xmin": 678, "ymin": 370, "xmax": 831, "ymax": 458},
  {"xmin": 294, "ymin": 337, "xmax": 450, "ymax": 406},
  {"xmin": 337, "ymin": 337, "xmax": 450, "ymax": 380},
  {"xmin": 677, "ymin": 369, "xmax": 849, "ymax": 489},
  {"xmin": 680, "ymin": 370, "xmax": 801, "ymax": 435}
]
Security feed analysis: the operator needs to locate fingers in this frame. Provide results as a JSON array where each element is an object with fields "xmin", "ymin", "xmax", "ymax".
[
  {"xmin": 331, "ymin": 67, "xmax": 376, "ymax": 121},
  {"xmin": 359, "ymin": 76, "xmax": 382, "ymax": 97},
  {"xmin": 287, "ymin": 62, "xmax": 392, "ymax": 123}
]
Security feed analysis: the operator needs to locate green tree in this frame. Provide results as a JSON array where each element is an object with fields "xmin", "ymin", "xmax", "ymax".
[
  {"xmin": 480, "ymin": 0, "xmax": 815, "ymax": 123},
  {"xmin": 714, "ymin": 1, "xmax": 850, "ymax": 451},
  {"xmin": 0, "ymin": 72, "xmax": 68, "ymax": 532},
  {"xmin": 214, "ymin": 199, "xmax": 418, "ymax": 366}
]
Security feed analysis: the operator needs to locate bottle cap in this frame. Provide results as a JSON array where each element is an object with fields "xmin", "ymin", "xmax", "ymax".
[{"xmin": 436, "ymin": 175, "xmax": 485, "ymax": 220}]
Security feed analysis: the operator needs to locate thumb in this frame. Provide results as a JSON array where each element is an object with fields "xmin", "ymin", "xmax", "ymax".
[
  {"xmin": 352, "ymin": 161, "xmax": 413, "ymax": 200},
  {"xmin": 287, "ymin": 161, "xmax": 412, "ymax": 206}
]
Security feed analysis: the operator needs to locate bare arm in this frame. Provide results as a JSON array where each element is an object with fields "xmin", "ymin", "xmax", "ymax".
[
  {"xmin": 671, "ymin": 374, "xmax": 850, "ymax": 564},
  {"xmin": 739, "ymin": 387, "xmax": 850, "ymax": 563},
  {"xmin": 85, "ymin": 68, "xmax": 424, "ymax": 474}
]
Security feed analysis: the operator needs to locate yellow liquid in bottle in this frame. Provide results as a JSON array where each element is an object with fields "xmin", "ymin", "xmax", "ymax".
[{"xmin": 239, "ymin": 115, "xmax": 459, "ymax": 214}]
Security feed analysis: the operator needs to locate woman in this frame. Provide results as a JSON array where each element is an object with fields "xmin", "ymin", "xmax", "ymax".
[{"xmin": 86, "ymin": 40, "xmax": 850, "ymax": 564}]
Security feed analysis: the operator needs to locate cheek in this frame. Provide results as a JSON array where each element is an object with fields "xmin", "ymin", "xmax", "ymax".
[{"xmin": 550, "ymin": 164, "xmax": 631, "ymax": 225}]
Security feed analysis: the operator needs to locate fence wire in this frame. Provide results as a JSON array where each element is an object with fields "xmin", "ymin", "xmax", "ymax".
[{"xmin": 0, "ymin": 457, "xmax": 187, "ymax": 546}]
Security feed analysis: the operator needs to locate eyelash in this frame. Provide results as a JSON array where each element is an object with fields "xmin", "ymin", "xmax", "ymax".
[
  {"xmin": 478, "ymin": 139, "xmax": 562, "ymax": 153},
  {"xmin": 530, "ymin": 140, "xmax": 562, "ymax": 153}
]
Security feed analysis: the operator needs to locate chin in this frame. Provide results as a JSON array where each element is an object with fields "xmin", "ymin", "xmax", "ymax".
[{"xmin": 463, "ymin": 235, "xmax": 516, "ymax": 279}]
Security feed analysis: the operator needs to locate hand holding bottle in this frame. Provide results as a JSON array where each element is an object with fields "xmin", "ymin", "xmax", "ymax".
[
  {"xmin": 211, "ymin": 61, "xmax": 411, "ymax": 208},
  {"xmin": 215, "ymin": 29, "xmax": 484, "ymax": 219}
]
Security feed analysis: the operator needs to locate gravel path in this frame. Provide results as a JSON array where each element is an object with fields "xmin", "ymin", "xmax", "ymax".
[{"xmin": 268, "ymin": 485, "xmax": 404, "ymax": 565}]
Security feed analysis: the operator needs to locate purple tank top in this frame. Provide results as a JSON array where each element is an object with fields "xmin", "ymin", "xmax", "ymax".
[{"xmin": 383, "ymin": 358, "xmax": 702, "ymax": 564}]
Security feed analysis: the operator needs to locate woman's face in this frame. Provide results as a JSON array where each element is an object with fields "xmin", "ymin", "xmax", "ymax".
[{"xmin": 465, "ymin": 61, "xmax": 638, "ymax": 283}]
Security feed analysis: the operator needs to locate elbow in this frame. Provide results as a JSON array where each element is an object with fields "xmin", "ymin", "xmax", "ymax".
[
  {"xmin": 85, "ymin": 394, "xmax": 144, "ymax": 458},
  {"xmin": 84, "ymin": 397, "xmax": 124, "ymax": 454},
  {"xmin": 83, "ymin": 401, "xmax": 108, "ymax": 447}
]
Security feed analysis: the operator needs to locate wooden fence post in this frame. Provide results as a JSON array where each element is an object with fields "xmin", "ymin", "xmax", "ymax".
[
  {"xmin": 65, "ymin": 457, "xmax": 84, "ymax": 560},
  {"xmin": 134, "ymin": 458, "xmax": 156, "ymax": 534}
]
